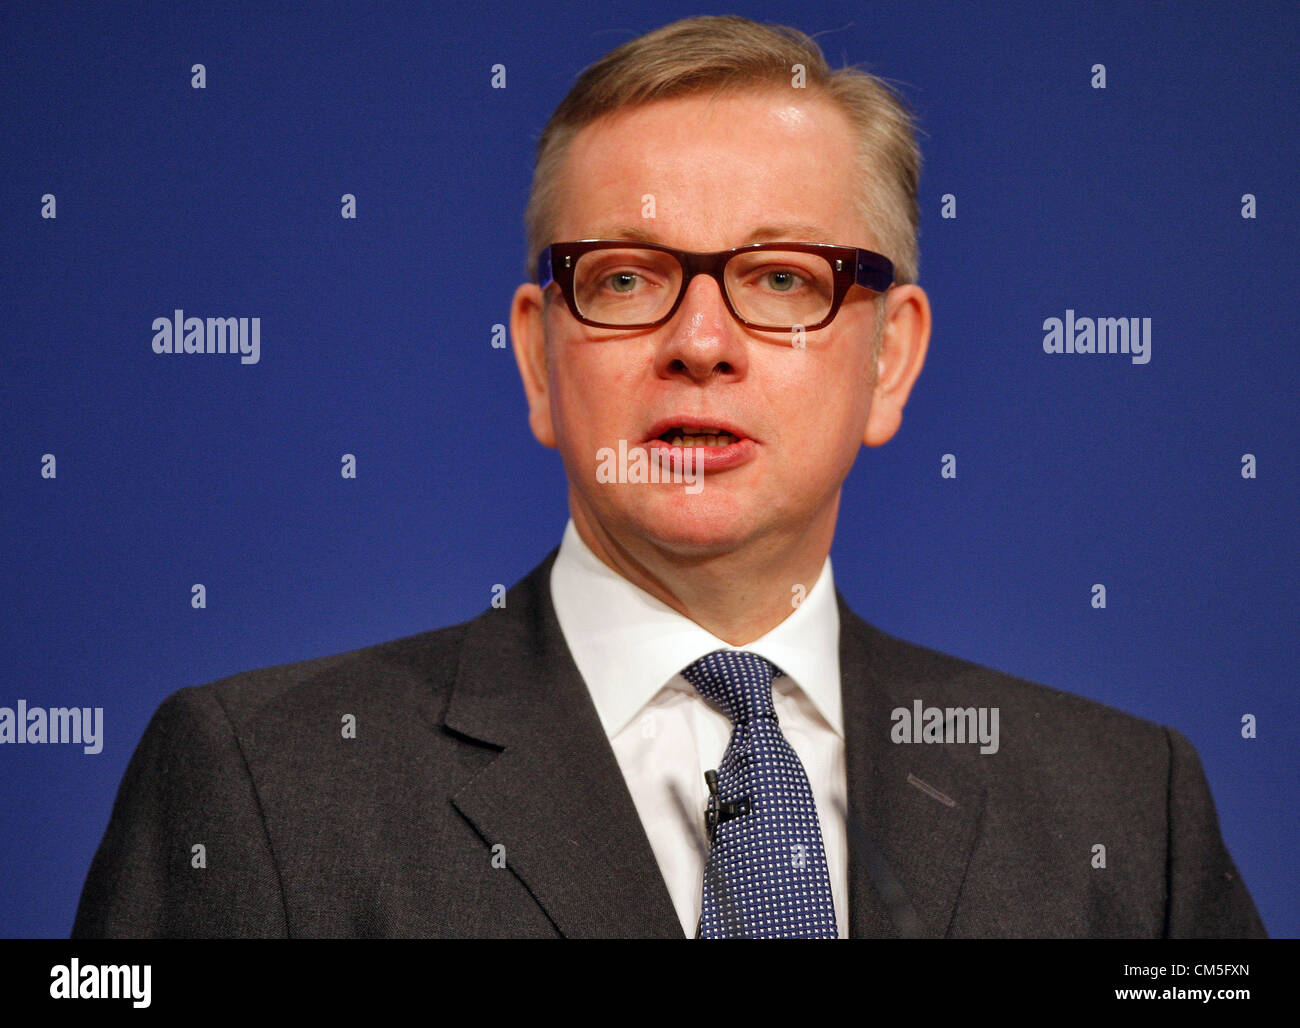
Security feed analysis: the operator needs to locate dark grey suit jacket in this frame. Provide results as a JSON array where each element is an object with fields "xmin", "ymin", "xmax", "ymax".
[{"xmin": 72, "ymin": 550, "xmax": 1266, "ymax": 938}]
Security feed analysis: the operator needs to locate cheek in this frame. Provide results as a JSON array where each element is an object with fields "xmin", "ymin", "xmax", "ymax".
[
  {"xmin": 548, "ymin": 339, "xmax": 643, "ymax": 442},
  {"xmin": 773, "ymin": 344, "xmax": 867, "ymax": 415},
  {"xmin": 765, "ymin": 350, "xmax": 871, "ymax": 475}
]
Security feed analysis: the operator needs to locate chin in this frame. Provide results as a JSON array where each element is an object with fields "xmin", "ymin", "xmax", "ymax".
[{"xmin": 614, "ymin": 489, "xmax": 757, "ymax": 557}]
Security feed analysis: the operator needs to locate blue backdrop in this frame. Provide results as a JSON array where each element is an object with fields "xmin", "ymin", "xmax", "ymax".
[{"xmin": 1, "ymin": 0, "xmax": 1295, "ymax": 938}]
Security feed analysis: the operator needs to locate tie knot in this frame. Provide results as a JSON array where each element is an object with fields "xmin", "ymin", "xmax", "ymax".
[{"xmin": 681, "ymin": 649, "xmax": 782, "ymax": 725}]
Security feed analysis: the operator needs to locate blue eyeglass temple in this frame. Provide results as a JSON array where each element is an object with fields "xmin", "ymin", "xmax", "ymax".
[{"xmin": 535, "ymin": 246, "xmax": 894, "ymax": 294}]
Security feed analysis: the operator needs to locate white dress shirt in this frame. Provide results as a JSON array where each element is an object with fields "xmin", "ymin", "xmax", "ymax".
[{"xmin": 549, "ymin": 519, "xmax": 848, "ymax": 937}]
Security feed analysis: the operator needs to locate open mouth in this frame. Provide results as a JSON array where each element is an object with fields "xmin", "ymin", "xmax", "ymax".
[{"xmin": 655, "ymin": 426, "xmax": 741, "ymax": 447}]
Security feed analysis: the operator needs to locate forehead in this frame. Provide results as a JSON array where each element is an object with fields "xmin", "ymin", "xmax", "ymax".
[{"xmin": 552, "ymin": 88, "xmax": 870, "ymax": 250}]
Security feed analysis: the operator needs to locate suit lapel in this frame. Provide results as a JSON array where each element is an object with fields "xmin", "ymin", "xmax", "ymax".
[
  {"xmin": 443, "ymin": 551, "xmax": 683, "ymax": 938},
  {"xmin": 839, "ymin": 595, "xmax": 987, "ymax": 938},
  {"xmin": 440, "ymin": 555, "xmax": 985, "ymax": 939}
]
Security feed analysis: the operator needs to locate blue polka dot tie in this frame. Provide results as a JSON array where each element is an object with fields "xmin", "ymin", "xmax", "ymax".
[{"xmin": 681, "ymin": 649, "xmax": 838, "ymax": 939}]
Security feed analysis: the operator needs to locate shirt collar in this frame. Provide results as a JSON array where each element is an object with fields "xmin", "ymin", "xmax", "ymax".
[{"xmin": 549, "ymin": 519, "xmax": 842, "ymax": 739}]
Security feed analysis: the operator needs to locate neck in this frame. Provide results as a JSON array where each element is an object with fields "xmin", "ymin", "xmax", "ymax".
[{"xmin": 570, "ymin": 499, "xmax": 837, "ymax": 645}]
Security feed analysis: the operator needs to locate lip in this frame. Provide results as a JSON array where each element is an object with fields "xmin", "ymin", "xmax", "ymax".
[
  {"xmin": 646, "ymin": 436, "xmax": 756, "ymax": 472},
  {"xmin": 642, "ymin": 416, "xmax": 757, "ymax": 474},
  {"xmin": 644, "ymin": 416, "xmax": 754, "ymax": 444}
]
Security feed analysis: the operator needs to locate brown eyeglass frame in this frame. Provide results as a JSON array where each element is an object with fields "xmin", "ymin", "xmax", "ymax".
[{"xmin": 536, "ymin": 239, "xmax": 895, "ymax": 331}]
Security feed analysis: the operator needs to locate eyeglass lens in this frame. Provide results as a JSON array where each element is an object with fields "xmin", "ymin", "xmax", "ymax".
[{"xmin": 571, "ymin": 247, "xmax": 836, "ymax": 327}]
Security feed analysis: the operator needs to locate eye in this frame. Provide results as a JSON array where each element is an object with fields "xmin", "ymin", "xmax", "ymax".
[
  {"xmin": 605, "ymin": 271, "xmax": 640, "ymax": 293},
  {"xmin": 761, "ymin": 269, "xmax": 804, "ymax": 292}
]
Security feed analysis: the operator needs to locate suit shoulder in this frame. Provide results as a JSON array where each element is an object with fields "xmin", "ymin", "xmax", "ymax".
[
  {"xmin": 159, "ymin": 615, "xmax": 478, "ymax": 735},
  {"xmin": 845, "ymin": 610, "xmax": 1173, "ymax": 774},
  {"xmin": 131, "ymin": 548, "xmax": 559, "ymax": 766}
]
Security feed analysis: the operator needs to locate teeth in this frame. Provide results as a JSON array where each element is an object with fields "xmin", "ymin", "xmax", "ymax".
[{"xmin": 667, "ymin": 432, "xmax": 738, "ymax": 447}]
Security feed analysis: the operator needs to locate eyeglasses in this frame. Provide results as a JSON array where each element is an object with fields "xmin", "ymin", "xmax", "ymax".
[{"xmin": 536, "ymin": 240, "xmax": 894, "ymax": 331}]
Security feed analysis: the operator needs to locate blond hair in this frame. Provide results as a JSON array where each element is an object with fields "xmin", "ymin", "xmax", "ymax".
[{"xmin": 524, "ymin": 15, "xmax": 922, "ymax": 286}]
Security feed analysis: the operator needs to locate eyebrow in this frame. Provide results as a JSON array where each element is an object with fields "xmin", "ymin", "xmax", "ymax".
[{"xmin": 583, "ymin": 223, "xmax": 839, "ymax": 246}]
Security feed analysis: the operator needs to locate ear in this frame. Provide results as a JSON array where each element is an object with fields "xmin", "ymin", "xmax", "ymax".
[
  {"xmin": 510, "ymin": 282, "xmax": 557, "ymax": 449},
  {"xmin": 864, "ymin": 284, "xmax": 931, "ymax": 447}
]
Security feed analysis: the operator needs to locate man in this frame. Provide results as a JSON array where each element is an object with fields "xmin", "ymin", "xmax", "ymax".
[{"xmin": 73, "ymin": 15, "xmax": 1264, "ymax": 938}]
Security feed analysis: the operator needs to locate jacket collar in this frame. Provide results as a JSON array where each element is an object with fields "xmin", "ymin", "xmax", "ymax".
[{"xmin": 444, "ymin": 549, "xmax": 683, "ymax": 937}]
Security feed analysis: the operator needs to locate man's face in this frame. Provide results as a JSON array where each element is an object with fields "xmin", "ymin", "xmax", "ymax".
[{"xmin": 513, "ymin": 88, "xmax": 924, "ymax": 566}]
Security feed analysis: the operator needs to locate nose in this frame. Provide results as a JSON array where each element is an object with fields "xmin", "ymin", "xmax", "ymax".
[{"xmin": 653, "ymin": 271, "xmax": 749, "ymax": 383}]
